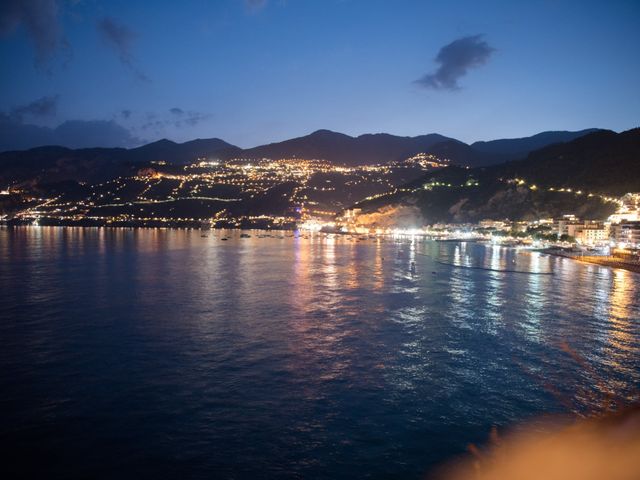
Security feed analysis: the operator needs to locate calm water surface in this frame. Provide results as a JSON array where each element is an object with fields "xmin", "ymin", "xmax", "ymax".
[{"xmin": 1, "ymin": 227, "xmax": 639, "ymax": 479}]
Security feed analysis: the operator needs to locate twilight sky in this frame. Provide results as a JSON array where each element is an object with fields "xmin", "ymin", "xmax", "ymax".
[{"xmin": 1, "ymin": 0, "xmax": 639, "ymax": 151}]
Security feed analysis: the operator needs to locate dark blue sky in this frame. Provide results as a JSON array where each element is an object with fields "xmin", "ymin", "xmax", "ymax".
[{"xmin": 1, "ymin": 0, "xmax": 639, "ymax": 150}]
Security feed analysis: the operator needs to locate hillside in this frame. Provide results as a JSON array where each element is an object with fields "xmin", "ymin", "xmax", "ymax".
[
  {"xmin": 0, "ymin": 128, "xmax": 604, "ymax": 186},
  {"xmin": 353, "ymin": 128, "xmax": 640, "ymax": 223},
  {"xmin": 239, "ymin": 130, "xmax": 456, "ymax": 166},
  {"xmin": 0, "ymin": 138, "xmax": 240, "ymax": 184},
  {"xmin": 0, "ymin": 146, "xmax": 133, "ymax": 184},
  {"xmin": 471, "ymin": 129, "xmax": 601, "ymax": 158},
  {"xmin": 126, "ymin": 138, "xmax": 241, "ymax": 164},
  {"xmin": 239, "ymin": 129, "xmax": 602, "ymax": 167},
  {"xmin": 498, "ymin": 128, "xmax": 640, "ymax": 195}
]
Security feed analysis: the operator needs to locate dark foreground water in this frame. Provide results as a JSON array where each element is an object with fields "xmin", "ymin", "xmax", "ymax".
[{"xmin": 1, "ymin": 227, "xmax": 639, "ymax": 479}]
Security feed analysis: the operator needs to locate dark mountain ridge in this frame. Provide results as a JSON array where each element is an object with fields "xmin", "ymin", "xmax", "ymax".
[
  {"xmin": 353, "ymin": 128, "xmax": 640, "ymax": 223},
  {"xmin": 126, "ymin": 138, "xmax": 241, "ymax": 163},
  {"xmin": 471, "ymin": 128, "xmax": 601, "ymax": 158},
  {"xmin": 0, "ymin": 138, "xmax": 240, "ymax": 184},
  {"xmin": 0, "ymin": 128, "xmax": 605, "ymax": 185},
  {"xmin": 239, "ymin": 129, "xmax": 456, "ymax": 165}
]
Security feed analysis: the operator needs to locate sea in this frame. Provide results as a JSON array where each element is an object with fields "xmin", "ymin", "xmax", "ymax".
[{"xmin": 1, "ymin": 227, "xmax": 639, "ymax": 479}]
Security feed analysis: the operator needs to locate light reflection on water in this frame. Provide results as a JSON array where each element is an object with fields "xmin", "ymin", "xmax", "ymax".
[{"xmin": 0, "ymin": 227, "xmax": 639, "ymax": 479}]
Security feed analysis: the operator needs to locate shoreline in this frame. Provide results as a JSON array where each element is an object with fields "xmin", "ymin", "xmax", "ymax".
[
  {"xmin": 541, "ymin": 249, "xmax": 640, "ymax": 275},
  {"xmin": 573, "ymin": 255, "xmax": 640, "ymax": 274},
  {"xmin": 0, "ymin": 219, "xmax": 298, "ymax": 231},
  {"xmin": 4, "ymin": 223, "xmax": 640, "ymax": 274}
]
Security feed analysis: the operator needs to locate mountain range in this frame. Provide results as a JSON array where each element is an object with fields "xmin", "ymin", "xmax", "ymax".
[
  {"xmin": 469, "ymin": 129, "xmax": 601, "ymax": 158},
  {"xmin": 0, "ymin": 128, "xmax": 603, "ymax": 185},
  {"xmin": 353, "ymin": 128, "xmax": 640, "ymax": 223},
  {"xmin": 1, "ymin": 126, "xmax": 638, "ymax": 226}
]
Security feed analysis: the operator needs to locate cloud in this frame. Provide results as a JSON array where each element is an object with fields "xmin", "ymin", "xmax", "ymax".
[
  {"xmin": 0, "ymin": 114, "xmax": 140, "ymax": 151},
  {"xmin": 10, "ymin": 95, "xmax": 59, "ymax": 121},
  {"xmin": 182, "ymin": 111, "xmax": 210, "ymax": 127},
  {"xmin": 415, "ymin": 34, "xmax": 494, "ymax": 90},
  {"xmin": 97, "ymin": 17, "xmax": 149, "ymax": 82},
  {"xmin": 141, "ymin": 109, "xmax": 211, "ymax": 133},
  {"xmin": 0, "ymin": 0, "xmax": 68, "ymax": 68},
  {"xmin": 54, "ymin": 120, "xmax": 140, "ymax": 148},
  {"xmin": 0, "ymin": 114, "xmax": 53, "ymax": 151},
  {"xmin": 169, "ymin": 107, "xmax": 209, "ymax": 126}
]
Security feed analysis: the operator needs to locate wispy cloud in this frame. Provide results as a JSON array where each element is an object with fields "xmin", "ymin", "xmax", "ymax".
[
  {"xmin": 0, "ymin": 115, "xmax": 140, "ymax": 151},
  {"xmin": 168, "ymin": 107, "xmax": 208, "ymax": 126},
  {"xmin": 0, "ymin": 0, "xmax": 68, "ymax": 68},
  {"xmin": 97, "ymin": 17, "xmax": 149, "ymax": 82},
  {"xmin": 54, "ymin": 119, "xmax": 140, "ymax": 148},
  {"xmin": 415, "ymin": 34, "xmax": 494, "ymax": 90},
  {"xmin": 139, "ymin": 108, "xmax": 211, "ymax": 135},
  {"xmin": 181, "ymin": 111, "xmax": 210, "ymax": 127},
  {"xmin": 10, "ymin": 95, "xmax": 59, "ymax": 121}
]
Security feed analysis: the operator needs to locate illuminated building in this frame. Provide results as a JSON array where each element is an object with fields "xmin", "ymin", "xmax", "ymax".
[
  {"xmin": 613, "ymin": 221, "xmax": 640, "ymax": 248},
  {"xmin": 608, "ymin": 193, "xmax": 640, "ymax": 223},
  {"xmin": 574, "ymin": 225, "xmax": 610, "ymax": 246}
]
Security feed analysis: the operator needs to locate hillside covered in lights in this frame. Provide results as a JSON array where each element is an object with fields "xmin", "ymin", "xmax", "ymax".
[
  {"xmin": 0, "ymin": 127, "xmax": 636, "ymax": 228},
  {"xmin": 352, "ymin": 128, "xmax": 640, "ymax": 224}
]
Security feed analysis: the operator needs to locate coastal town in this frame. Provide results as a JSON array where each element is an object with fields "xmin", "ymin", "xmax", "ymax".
[
  {"xmin": 1, "ymin": 152, "xmax": 639, "ymax": 272},
  {"xmin": 335, "ymin": 192, "xmax": 640, "ymax": 272},
  {"xmin": 0, "ymin": 153, "xmax": 444, "ymax": 228}
]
